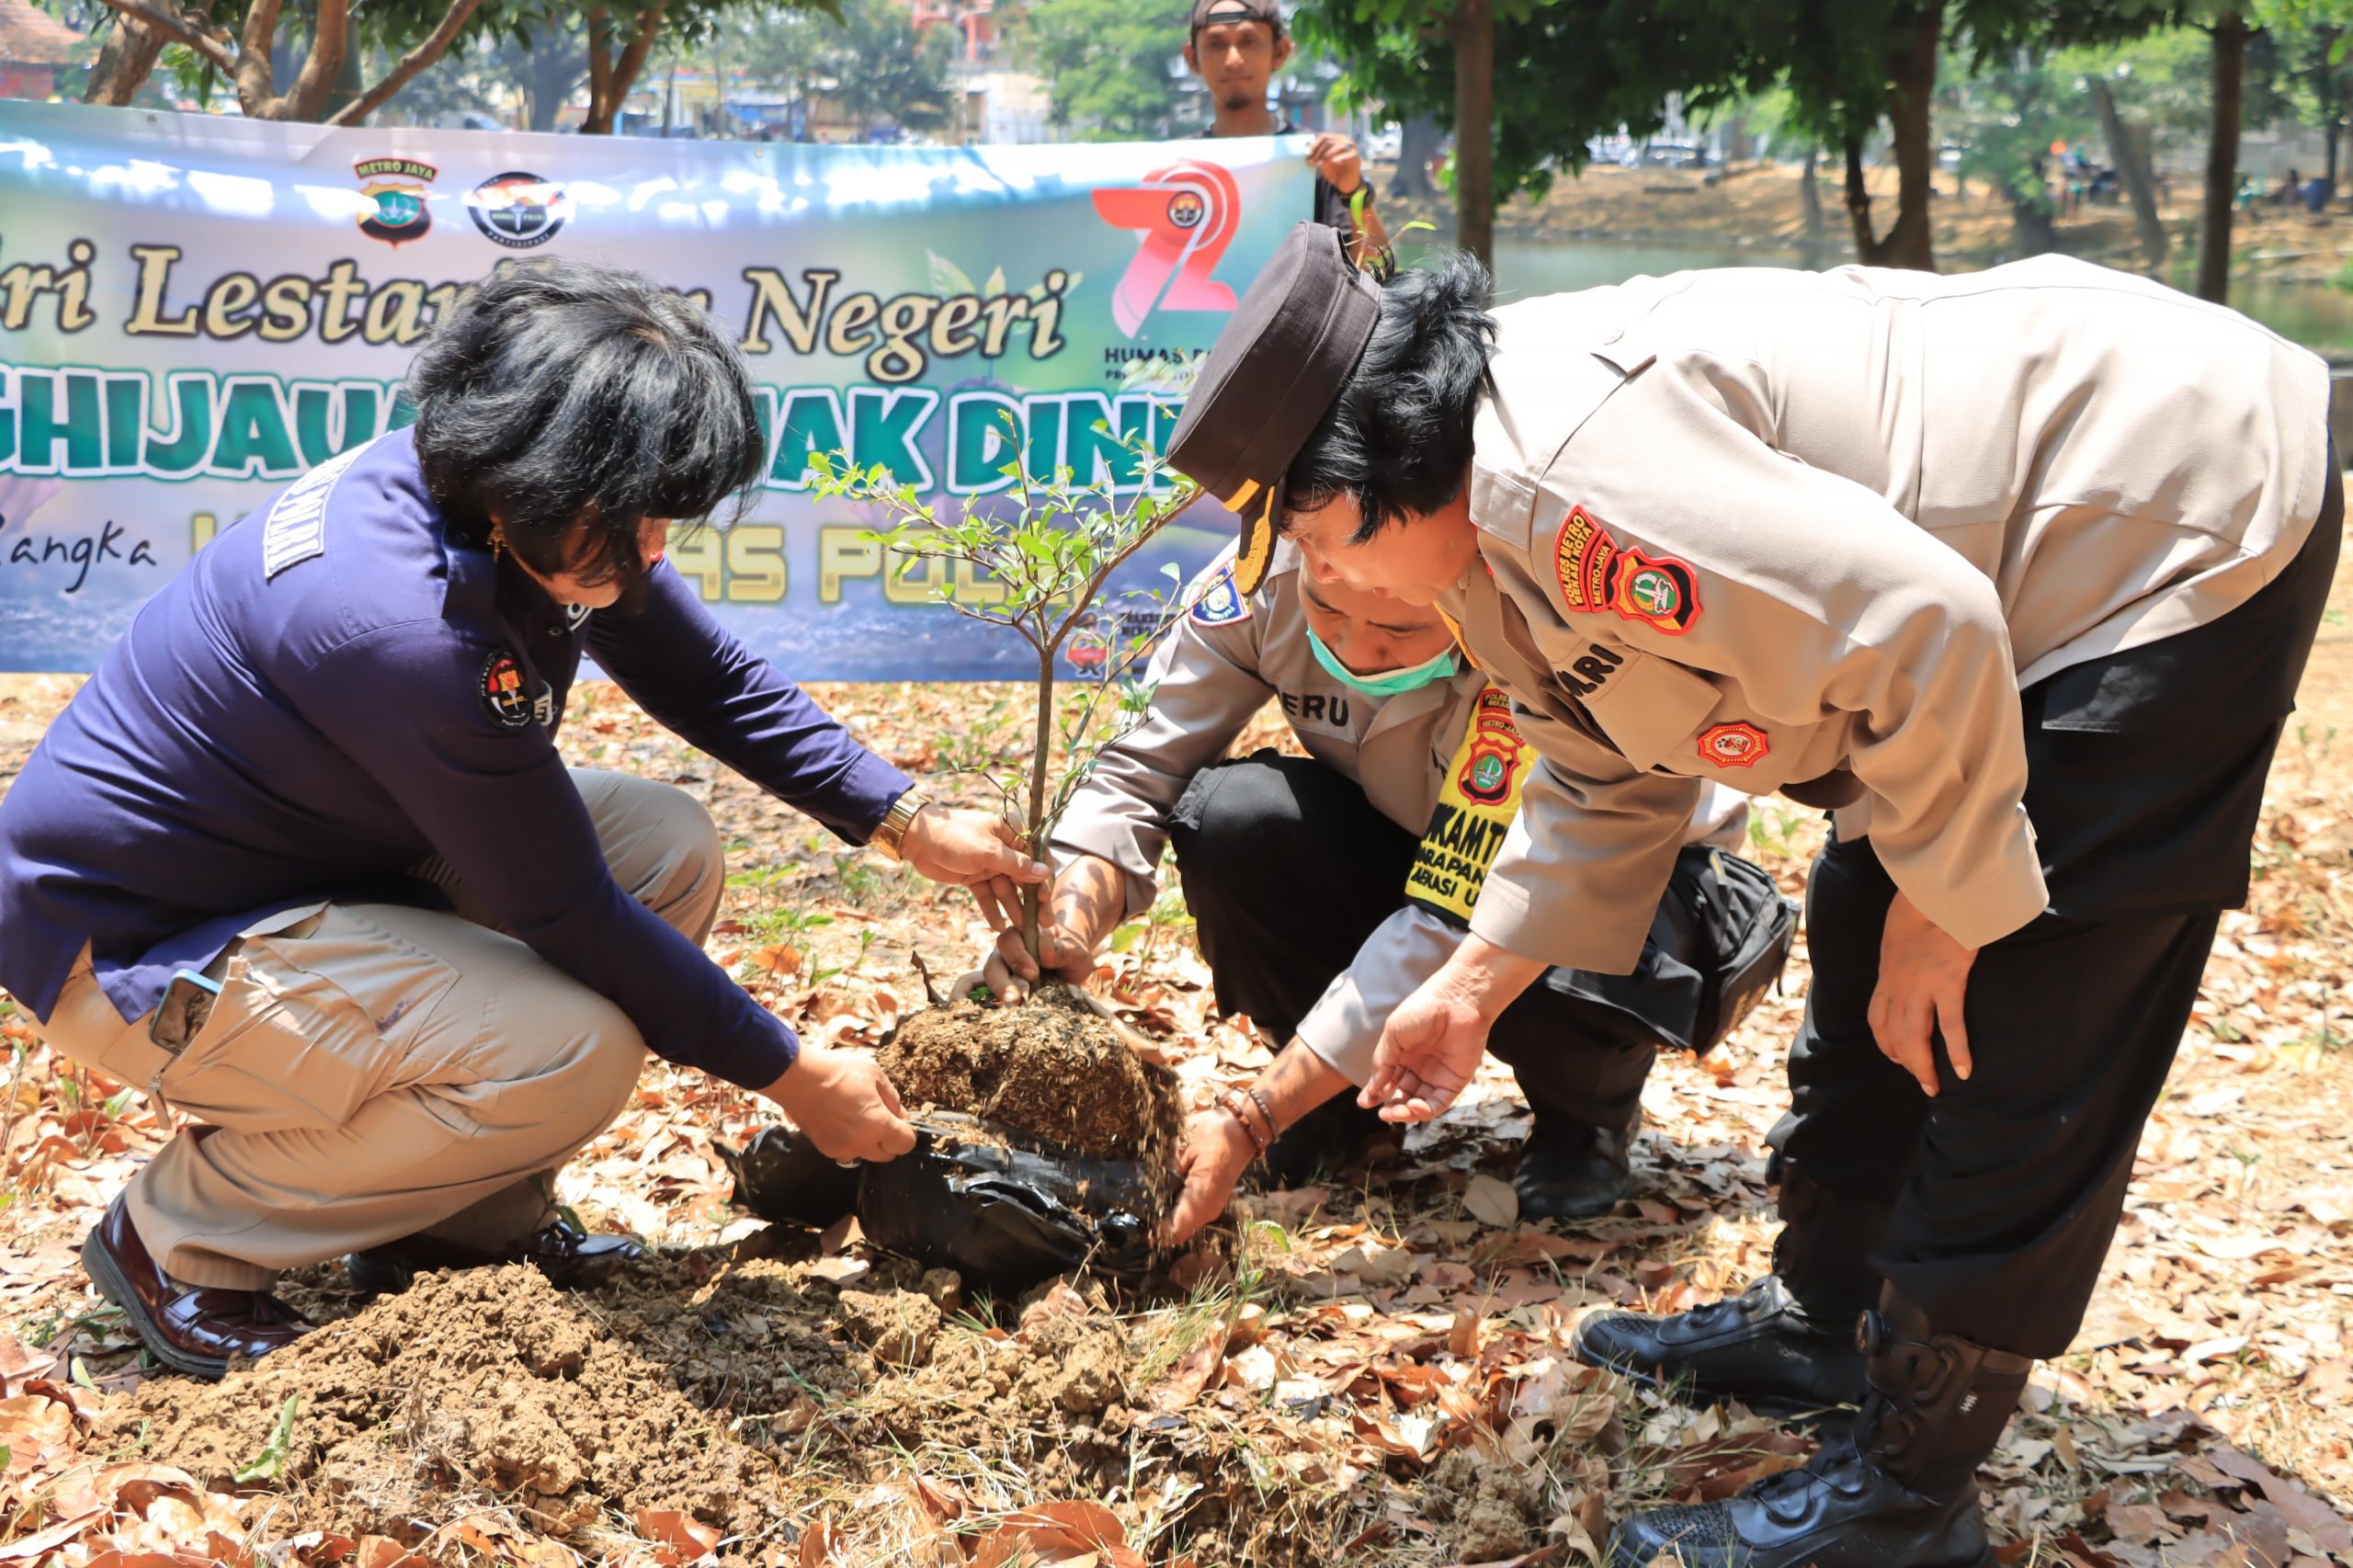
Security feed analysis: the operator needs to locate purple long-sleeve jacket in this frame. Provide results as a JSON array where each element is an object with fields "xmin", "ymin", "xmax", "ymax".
[{"xmin": 0, "ymin": 427, "xmax": 911, "ymax": 1088}]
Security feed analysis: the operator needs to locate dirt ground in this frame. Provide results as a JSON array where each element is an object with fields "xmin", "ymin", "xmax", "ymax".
[
  {"xmin": 1386, "ymin": 157, "xmax": 2353, "ymax": 285},
  {"xmin": 0, "ymin": 525, "xmax": 2346, "ymax": 1566}
]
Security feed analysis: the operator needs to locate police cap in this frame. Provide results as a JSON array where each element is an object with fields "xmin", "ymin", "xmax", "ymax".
[{"xmin": 1168, "ymin": 220, "xmax": 1379, "ymax": 594}]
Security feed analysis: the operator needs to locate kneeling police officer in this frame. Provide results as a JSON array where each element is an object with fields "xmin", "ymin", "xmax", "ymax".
[
  {"xmin": 0, "ymin": 259, "xmax": 1040, "ymax": 1379},
  {"xmin": 985, "ymin": 535, "xmax": 1791, "ymax": 1241}
]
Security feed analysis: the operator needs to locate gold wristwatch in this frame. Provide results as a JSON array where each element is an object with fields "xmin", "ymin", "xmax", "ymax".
[{"xmin": 870, "ymin": 788, "xmax": 930, "ymax": 862}]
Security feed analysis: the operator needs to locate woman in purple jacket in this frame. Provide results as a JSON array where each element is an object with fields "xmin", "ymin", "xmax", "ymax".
[{"xmin": 0, "ymin": 258, "xmax": 1039, "ymax": 1379}]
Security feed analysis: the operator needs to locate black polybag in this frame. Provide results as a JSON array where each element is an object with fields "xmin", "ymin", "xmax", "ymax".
[
  {"xmin": 858, "ymin": 1125, "xmax": 1161, "ymax": 1291},
  {"xmin": 718, "ymin": 1124, "xmax": 861, "ymax": 1227},
  {"xmin": 723, "ymin": 1119, "xmax": 1162, "ymax": 1292}
]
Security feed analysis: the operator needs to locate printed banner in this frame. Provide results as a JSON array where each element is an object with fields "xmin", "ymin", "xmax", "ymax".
[{"xmin": 0, "ymin": 102, "xmax": 1312, "ymax": 676}]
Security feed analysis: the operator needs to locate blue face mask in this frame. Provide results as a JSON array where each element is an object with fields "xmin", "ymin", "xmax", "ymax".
[{"xmin": 1307, "ymin": 626, "xmax": 1461, "ymax": 697}]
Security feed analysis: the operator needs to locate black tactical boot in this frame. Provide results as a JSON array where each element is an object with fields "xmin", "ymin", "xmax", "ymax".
[
  {"xmin": 1572, "ymin": 1274, "xmax": 1867, "ymax": 1422},
  {"xmin": 1604, "ymin": 1291, "xmax": 2030, "ymax": 1568},
  {"xmin": 1515, "ymin": 1108, "xmax": 1639, "ymax": 1221}
]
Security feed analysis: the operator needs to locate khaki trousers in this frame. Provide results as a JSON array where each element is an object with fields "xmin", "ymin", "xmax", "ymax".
[{"xmin": 35, "ymin": 770, "xmax": 722, "ymax": 1290}]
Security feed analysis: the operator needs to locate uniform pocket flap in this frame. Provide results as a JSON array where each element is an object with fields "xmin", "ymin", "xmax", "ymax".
[{"xmin": 1581, "ymin": 648, "xmax": 1724, "ymax": 770}]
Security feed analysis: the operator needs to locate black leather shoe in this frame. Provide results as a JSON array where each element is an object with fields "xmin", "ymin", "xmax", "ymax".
[
  {"xmin": 83, "ymin": 1196, "xmax": 309, "ymax": 1381},
  {"xmin": 1573, "ymin": 1274, "xmax": 1866, "ymax": 1421},
  {"xmin": 1514, "ymin": 1111, "xmax": 1638, "ymax": 1221},
  {"xmin": 345, "ymin": 1217, "xmax": 643, "ymax": 1295},
  {"xmin": 1605, "ymin": 1436, "xmax": 1996, "ymax": 1567}
]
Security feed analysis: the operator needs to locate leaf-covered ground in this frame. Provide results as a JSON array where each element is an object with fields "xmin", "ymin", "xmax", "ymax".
[{"xmin": 0, "ymin": 533, "xmax": 2345, "ymax": 1567}]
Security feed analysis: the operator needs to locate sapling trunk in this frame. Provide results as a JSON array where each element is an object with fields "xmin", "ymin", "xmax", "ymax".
[{"xmin": 1025, "ymin": 642, "xmax": 1056, "ymax": 963}]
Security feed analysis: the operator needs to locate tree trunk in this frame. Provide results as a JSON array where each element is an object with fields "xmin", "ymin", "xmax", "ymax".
[
  {"xmin": 2200, "ymin": 10, "xmax": 2248, "ymax": 304},
  {"xmin": 2006, "ymin": 189, "xmax": 2057, "ymax": 255},
  {"xmin": 1875, "ymin": 2, "xmax": 1940, "ymax": 271},
  {"xmin": 1391, "ymin": 112, "xmax": 1440, "ymax": 200},
  {"xmin": 524, "ymin": 45, "xmax": 584, "ymax": 131},
  {"xmin": 1452, "ymin": 0, "xmax": 1493, "ymax": 269},
  {"xmin": 1844, "ymin": 134, "xmax": 1882, "ymax": 262},
  {"xmin": 1801, "ymin": 142, "xmax": 1824, "ymax": 239},
  {"xmin": 581, "ymin": 3, "xmax": 663, "ymax": 135},
  {"xmin": 2091, "ymin": 76, "xmax": 2169, "ymax": 272},
  {"xmin": 83, "ymin": 0, "xmax": 183, "ymax": 105},
  {"xmin": 2321, "ymin": 28, "xmax": 2339, "ymax": 199}
]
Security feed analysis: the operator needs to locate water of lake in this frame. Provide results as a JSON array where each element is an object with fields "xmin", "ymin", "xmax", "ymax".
[{"xmin": 1404, "ymin": 236, "xmax": 2353, "ymax": 354}]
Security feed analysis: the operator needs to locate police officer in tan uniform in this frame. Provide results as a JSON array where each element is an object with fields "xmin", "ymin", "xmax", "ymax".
[
  {"xmin": 983, "ymin": 539, "xmax": 1786, "ymax": 1233},
  {"xmin": 1167, "ymin": 223, "xmax": 2341, "ymax": 1567}
]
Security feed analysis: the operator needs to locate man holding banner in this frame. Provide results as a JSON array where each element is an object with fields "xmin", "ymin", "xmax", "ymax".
[
  {"xmin": 0, "ymin": 258, "xmax": 1041, "ymax": 1380},
  {"xmin": 1185, "ymin": 0, "xmax": 1391, "ymax": 260},
  {"xmin": 984, "ymin": 538, "xmax": 1791, "ymax": 1239}
]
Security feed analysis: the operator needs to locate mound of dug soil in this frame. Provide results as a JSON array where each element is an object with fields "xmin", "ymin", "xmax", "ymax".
[
  {"xmin": 103, "ymin": 1259, "xmax": 853, "ymax": 1544},
  {"xmin": 880, "ymin": 985, "xmax": 1178, "ymax": 1159},
  {"xmin": 101, "ymin": 1252, "xmax": 1345, "ymax": 1566}
]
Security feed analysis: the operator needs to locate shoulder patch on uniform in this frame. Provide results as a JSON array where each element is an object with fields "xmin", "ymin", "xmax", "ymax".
[
  {"xmin": 1552, "ymin": 506, "xmax": 1621, "ymax": 615},
  {"xmin": 260, "ymin": 439, "xmax": 373, "ymax": 579},
  {"xmin": 1190, "ymin": 560, "xmax": 1252, "ymax": 627},
  {"xmin": 479, "ymin": 648, "xmax": 534, "ymax": 731},
  {"xmin": 1699, "ymin": 722, "xmax": 1768, "ymax": 768},
  {"xmin": 1610, "ymin": 545, "xmax": 1701, "ymax": 635}
]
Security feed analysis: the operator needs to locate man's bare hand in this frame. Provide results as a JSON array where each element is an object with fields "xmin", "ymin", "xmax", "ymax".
[
  {"xmin": 1305, "ymin": 132, "xmax": 1365, "ymax": 196},
  {"xmin": 983, "ymin": 917, "xmax": 1097, "ymax": 1004},
  {"xmin": 1868, "ymin": 892, "xmax": 1979, "ymax": 1096},
  {"xmin": 900, "ymin": 806, "xmax": 1048, "ymax": 931},
  {"xmin": 1162, "ymin": 1107, "xmax": 1256, "ymax": 1244},
  {"xmin": 760, "ymin": 1046, "xmax": 917, "ymax": 1164}
]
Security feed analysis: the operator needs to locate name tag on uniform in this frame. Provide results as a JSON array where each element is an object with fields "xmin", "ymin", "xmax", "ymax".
[{"xmin": 261, "ymin": 439, "xmax": 375, "ymax": 578}]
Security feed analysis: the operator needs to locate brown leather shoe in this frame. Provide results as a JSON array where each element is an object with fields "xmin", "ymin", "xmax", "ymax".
[
  {"xmin": 344, "ymin": 1217, "xmax": 643, "ymax": 1296},
  {"xmin": 81, "ymin": 1196, "xmax": 309, "ymax": 1381}
]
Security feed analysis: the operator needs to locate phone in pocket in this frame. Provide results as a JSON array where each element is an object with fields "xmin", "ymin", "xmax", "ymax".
[{"xmin": 148, "ymin": 967, "xmax": 224, "ymax": 1054}]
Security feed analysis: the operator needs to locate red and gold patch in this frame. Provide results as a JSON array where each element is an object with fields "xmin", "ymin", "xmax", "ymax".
[
  {"xmin": 1609, "ymin": 546, "xmax": 1701, "ymax": 635},
  {"xmin": 480, "ymin": 649, "xmax": 533, "ymax": 730},
  {"xmin": 1552, "ymin": 506, "xmax": 1620, "ymax": 615},
  {"xmin": 1698, "ymin": 722, "xmax": 1769, "ymax": 768}
]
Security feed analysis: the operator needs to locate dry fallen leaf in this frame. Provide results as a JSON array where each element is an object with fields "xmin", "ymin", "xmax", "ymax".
[
  {"xmin": 1463, "ymin": 1173, "xmax": 1519, "ymax": 1230},
  {"xmin": 635, "ymin": 1507, "xmax": 722, "ymax": 1563}
]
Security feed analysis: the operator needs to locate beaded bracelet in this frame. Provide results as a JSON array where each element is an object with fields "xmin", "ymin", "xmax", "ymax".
[{"xmin": 1220, "ymin": 1089, "xmax": 1271, "ymax": 1155}]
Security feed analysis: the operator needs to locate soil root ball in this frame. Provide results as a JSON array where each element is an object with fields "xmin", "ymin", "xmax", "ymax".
[{"xmin": 878, "ymin": 986, "xmax": 1179, "ymax": 1161}]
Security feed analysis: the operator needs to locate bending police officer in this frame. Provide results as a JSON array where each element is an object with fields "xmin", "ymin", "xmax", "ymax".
[{"xmin": 1166, "ymin": 223, "xmax": 2339, "ymax": 1568}]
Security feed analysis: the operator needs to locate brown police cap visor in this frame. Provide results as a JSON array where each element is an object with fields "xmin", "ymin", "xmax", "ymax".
[{"xmin": 1168, "ymin": 221, "xmax": 1379, "ymax": 595}]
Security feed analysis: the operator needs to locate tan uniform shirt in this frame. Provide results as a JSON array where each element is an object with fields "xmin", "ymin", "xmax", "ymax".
[
  {"xmin": 1054, "ymin": 540, "xmax": 1745, "ymax": 1081},
  {"xmin": 1446, "ymin": 256, "xmax": 2331, "ymax": 972}
]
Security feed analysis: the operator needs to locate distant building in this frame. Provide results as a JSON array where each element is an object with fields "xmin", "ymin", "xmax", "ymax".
[{"xmin": 0, "ymin": 0, "xmax": 84, "ymax": 101}]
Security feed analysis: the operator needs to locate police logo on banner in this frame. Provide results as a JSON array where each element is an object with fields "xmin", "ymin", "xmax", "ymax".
[
  {"xmin": 1190, "ymin": 562, "xmax": 1251, "ymax": 627},
  {"xmin": 466, "ymin": 171, "xmax": 571, "ymax": 249},
  {"xmin": 354, "ymin": 156, "xmax": 438, "ymax": 246}
]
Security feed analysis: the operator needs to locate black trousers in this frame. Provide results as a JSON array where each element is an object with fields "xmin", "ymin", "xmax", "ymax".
[
  {"xmin": 1165, "ymin": 750, "xmax": 1719, "ymax": 1139},
  {"xmin": 1772, "ymin": 467, "xmax": 2343, "ymax": 1358}
]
